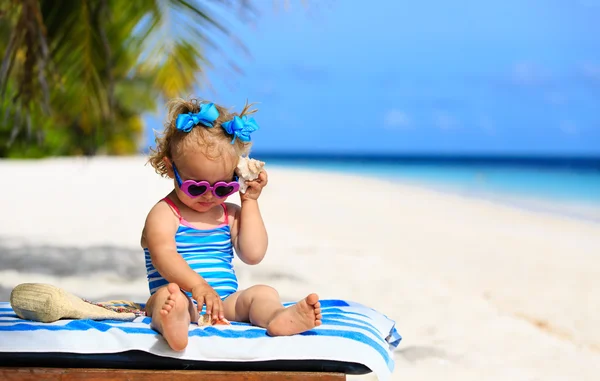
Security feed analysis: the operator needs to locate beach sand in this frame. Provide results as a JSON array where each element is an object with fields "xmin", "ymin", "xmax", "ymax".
[{"xmin": 1, "ymin": 156, "xmax": 599, "ymax": 381}]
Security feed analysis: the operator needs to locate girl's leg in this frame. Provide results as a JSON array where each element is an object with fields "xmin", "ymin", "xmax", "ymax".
[
  {"xmin": 223, "ymin": 285, "xmax": 322, "ymax": 336},
  {"xmin": 145, "ymin": 283, "xmax": 198, "ymax": 351}
]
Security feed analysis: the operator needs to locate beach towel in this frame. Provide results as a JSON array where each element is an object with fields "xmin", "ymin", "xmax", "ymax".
[{"xmin": 0, "ymin": 297, "xmax": 401, "ymax": 380}]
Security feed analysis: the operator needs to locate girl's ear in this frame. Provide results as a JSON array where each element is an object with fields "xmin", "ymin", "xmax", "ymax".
[{"xmin": 163, "ymin": 157, "xmax": 175, "ymax": 179}]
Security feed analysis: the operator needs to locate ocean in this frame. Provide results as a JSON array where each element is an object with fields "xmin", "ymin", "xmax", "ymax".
[{"xmin": 253, "ymin": 154, "xmax": 600, "ymax": 222}]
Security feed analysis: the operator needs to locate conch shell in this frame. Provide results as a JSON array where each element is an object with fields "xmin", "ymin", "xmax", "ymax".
[
  {"xmin": 197, "ymin": 314, "xmax": 231, "ymax": 326},
  {"xmin": 235, "ymin": 156, "xmax": 265, "ymax": 193}
]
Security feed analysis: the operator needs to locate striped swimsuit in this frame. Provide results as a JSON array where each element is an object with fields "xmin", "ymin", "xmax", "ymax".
[{"xmin": 143, "ymin": 197, "xmax": 238, "ymax": 301}]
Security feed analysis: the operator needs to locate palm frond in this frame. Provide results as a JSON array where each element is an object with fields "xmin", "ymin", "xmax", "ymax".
[{"xmin": 0, "ymin": 0, "xmax": 264, "ymax": 156}]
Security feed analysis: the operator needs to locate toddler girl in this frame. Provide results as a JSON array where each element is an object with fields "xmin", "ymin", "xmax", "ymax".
[{"xmin": 142, "ymin": 97, "xmax": 322, "ymax": 351}]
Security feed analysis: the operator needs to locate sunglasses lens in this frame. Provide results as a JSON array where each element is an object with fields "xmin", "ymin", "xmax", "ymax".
[
  {"xmin": 188, "ymin": 185, "xmax": 207, "ymax": 196},
  {"xmin": 215, "ymin": 186, "xmax": 235, "ymax": 197}
]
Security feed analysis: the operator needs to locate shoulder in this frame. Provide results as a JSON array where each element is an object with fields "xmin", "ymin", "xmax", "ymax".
[
  {"xmin": 143, "ymin": 199, "xmax": 179, "ymax": 236},
  {"xmin": 147, "ymin": 199, "xmax": 178, "ymax": 221},
  {"xmin": 141, "ymin": 199, "xmax": 179, "ymax": 248}
]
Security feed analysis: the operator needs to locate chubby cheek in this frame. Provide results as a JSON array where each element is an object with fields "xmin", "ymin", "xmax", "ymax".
[
  {"xmin": 172, "ymin": 186, "xmax": 197, "ymax": 205},
  {"xmin": 173, "ymin": 188, "xmax": 192, "ymax": 206},
  {"xmin": 213, "ymin": 196, "xmax": 227, "ymax": 204}
]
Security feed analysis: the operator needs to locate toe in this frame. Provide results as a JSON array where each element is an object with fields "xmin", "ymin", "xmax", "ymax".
[
  {"xmin": 316, "ymin": 313, "xmax": 322, "ymax": 320},
  {"xmin": 306, "ymin": 293, "xmax": 319, "ymax": 306},
  {"xmin": 166, "ymin": 283, "xmax": 180, "ymax": 294},
  {"xmin": 314, "ymin": 307, "xmax": 321, "ymax": 315}
]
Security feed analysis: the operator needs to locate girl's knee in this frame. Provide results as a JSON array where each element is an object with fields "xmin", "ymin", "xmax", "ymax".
[
  {"xmin": 247, "ymin": 284, "xmax": 279, "ymax": 297},
  {"xmin": 242, "ymin": 285, "xmax": 279, "ymax": 301},
  {"xmin": 235, "ymin": 285, "xmax": 279, "ymax": 310}
]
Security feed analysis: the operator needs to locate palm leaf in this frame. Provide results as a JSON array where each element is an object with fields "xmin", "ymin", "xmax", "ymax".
[{"xmin": 0, "ymin": 0, "xmax": 263, "ymax": 156}]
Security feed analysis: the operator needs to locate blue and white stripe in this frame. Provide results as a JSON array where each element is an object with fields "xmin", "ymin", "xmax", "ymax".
[
  {"xmin": 144, "ymin": 224, "xmax": 238, "ymax": 299},
  {"xmin": 0, "ymin": 299, "xmax": 401, "ymax": 381}
]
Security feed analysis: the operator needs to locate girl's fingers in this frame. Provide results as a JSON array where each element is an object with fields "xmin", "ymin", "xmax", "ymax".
[
  {"xmin": 196, "ymin": 296, "xmax": 205, "ymax": 313},
  {"xmin": 211, "ymin": 297, "xmax": 221, "ymax": 319},
  {"xmin": 248, "ymin": 174, "xmax": 267, "ymax": 187},
  {"xmin": 245, "ymin": 180, "xmax": 259, "ymax": 190},
  {"xmin": 215, "ymin": 299, "xmax": 224, "ymax": 320},
  {"xmin": 258, "ymin": 171, "xmax": 268, "ymax": 185},
  {"xmin": 219, "ymin": 301, "xmax": 225, "ymax": 319},
  {"xmin": 205, "ymin": 296, "xmax": 214, "ymax": 316}
]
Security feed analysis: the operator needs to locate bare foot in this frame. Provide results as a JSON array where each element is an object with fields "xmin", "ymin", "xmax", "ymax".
[
  {"xmin": 151, "ymin": 283, "xmax": 190, "ymax": 351},
  {"xmin": 266, "ymin": 293, "xmax": 322, "ymax": 336}
]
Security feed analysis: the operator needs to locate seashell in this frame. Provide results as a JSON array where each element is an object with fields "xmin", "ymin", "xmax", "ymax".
[
  {"xmin": 235, "ymin": 156, "xmax": 265, "ymax": 193},
  {"xmin": 10, "ymin": 283, "xmax": 137, "ymax": 322},
  {"xmin": 197, "ymin": 313, "xmax": 231, "ymax": 326}
]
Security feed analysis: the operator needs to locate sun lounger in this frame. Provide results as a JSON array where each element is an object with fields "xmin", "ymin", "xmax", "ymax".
[{"xmin": 0, "ymin": 299, "xmax": 401, "ymax": 380}]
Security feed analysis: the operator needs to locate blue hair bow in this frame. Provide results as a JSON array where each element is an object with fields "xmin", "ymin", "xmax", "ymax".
[
  {"xmin": 221, "ymin": 115, "xmax": 259, "ymax": 144},
  {"xmin": 175, "ymin": 103, "xmax": 219, "ymax": 132}
]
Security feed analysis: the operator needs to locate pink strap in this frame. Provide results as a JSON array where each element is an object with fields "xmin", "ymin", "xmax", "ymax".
[
  {"xmin": 162, "ymin": 197, "xmax": 182, "ymax": 220},
  {"xmin": 222, "ymin": 203, "xmax": 229, "ymax": 225}
]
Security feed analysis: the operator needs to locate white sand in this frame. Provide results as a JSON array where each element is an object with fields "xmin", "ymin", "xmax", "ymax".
[{"xmin": 0, "ymin": 156, "xmax": 599, "ymax": 381}]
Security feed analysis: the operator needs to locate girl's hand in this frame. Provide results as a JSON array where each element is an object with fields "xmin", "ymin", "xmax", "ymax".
[
  {"xmin": 191, "ymin": 283, "xmax": 224, "ymax": 319},
  {"xmin": 240, "ymin": 170, "xmax": 268, "ymax": 201}
]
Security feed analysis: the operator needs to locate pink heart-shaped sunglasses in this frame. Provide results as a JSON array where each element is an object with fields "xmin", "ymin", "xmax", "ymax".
[{"xmin": 172, "ymin": 162, "xmax": 239, "ymax": 198}]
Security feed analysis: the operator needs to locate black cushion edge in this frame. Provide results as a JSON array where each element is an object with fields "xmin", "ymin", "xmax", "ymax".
[{"xmin": 0, "ymin": 351, "xmax": 372, "ymax": 375}]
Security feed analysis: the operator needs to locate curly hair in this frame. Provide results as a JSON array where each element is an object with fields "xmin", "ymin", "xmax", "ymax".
[{"xmin": 148, "ymin": 97, "xmax": 257, "ymax": 177}]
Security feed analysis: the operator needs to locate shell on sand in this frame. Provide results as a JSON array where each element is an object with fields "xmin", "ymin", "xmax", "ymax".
[{"xmin": 235, "ymin": 156, "xmax": 265, "ymax": 193}]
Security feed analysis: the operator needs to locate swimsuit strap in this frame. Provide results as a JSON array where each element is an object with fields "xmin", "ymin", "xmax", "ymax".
[
  {"xmin": 222, "ymin": 203, "xmax": 229, "ymax": 225},
  {"xmin": 162, "ymin": 197, "xmax": 182, "ymax": 221}
]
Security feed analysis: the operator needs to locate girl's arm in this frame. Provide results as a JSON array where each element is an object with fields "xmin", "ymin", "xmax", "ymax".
[
  {"xmin": 143, "ymin": 202, "xmax": 209, "ymax": 292},
  {"xmin": 229, "ymin": 199, "xmax": 268, "ymax": 265}
]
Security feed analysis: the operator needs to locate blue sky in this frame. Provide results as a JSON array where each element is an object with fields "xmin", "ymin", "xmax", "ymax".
[{"xmin": 144, "ymin": 0, "xmax": 600, "ymax": 155}]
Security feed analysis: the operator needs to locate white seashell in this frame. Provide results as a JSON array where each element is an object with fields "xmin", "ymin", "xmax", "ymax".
[
  {"xmin": 197, "ymin": 313, "xmax": 230, "ymax": 326},
  {"xmin": 235, "ymin": 156, "xmax": 265, "ymax": 193}
]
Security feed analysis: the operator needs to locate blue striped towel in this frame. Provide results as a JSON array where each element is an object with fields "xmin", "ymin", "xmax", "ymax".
[{"xmin": 0, "ymin": 299, "xmax": 401, "ymax": 380}]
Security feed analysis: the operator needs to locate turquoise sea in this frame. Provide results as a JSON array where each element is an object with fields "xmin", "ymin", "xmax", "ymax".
[{"xmin": 254, "ymin": 154, "xmax": 600, "ymax": 222}]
